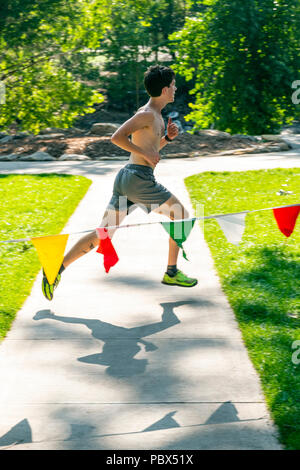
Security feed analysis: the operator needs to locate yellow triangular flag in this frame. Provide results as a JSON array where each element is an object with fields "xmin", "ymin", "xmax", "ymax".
[{"xmin": 32, "ymin": 234, "xmax": 69, "ymax": 284}]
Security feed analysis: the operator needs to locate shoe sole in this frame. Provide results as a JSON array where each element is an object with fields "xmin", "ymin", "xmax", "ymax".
[
  {"xmin": 42, "ymin": 275, "xmax": 55, "ymax": 301},
  {"xmin": 42, "ymin": 271, "xmax": 62, "ymax": 301},
  {"xmin": 161, "ymin": 280, "xmax": 198, "ymax": 287},
  {"xmin": 42, "ymin": 281, "xmax": 53, "ymax": 301}
]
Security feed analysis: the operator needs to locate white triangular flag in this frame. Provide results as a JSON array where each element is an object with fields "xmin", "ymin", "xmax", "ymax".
[{"xmin": 216, "ymin": 213, "xmax": 247, "ymax": 245}]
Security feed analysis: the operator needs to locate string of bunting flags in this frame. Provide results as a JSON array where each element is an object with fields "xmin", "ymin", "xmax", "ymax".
[{"xmin": 1, "ymin": 203, "xmax": 299, "ymax": 286}]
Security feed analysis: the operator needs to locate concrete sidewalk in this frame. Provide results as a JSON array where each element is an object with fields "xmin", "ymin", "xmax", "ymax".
[{"xmin": 1, "ymin": 152, "xmax": 298, "ymax": 450}]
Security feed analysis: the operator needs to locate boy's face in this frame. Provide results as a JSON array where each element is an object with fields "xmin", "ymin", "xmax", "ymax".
[{"xmin": 163, "ymin": 79, "xmax": 177, "ymax": 103}]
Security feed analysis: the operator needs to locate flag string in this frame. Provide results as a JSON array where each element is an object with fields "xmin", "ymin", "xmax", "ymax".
[{"xmin": 0, "ymin": 203, "xmax": 299, "ymax": 244}]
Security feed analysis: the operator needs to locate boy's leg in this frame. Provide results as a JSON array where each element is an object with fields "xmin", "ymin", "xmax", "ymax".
[
  {"xmin": 62, "ymin": 230, "xmax": 99, "ymax": 269},
  {"xmin": 167, "ymin": 236, "xmax": 180, "ymax": 266},
  {"xmin": 63, "ymin": 208, "xmax": 127, "ymax": 268},
  {"xmin": 153, "ymin": 194, "xmax": 188, "ymax": 265},
  {"xmin": 153, "ymin": 195, "xmax": 197, "ymax": 287},
  {"xmin": 42, "ymin": 208, "xmax": 127, "ymax": 300}
]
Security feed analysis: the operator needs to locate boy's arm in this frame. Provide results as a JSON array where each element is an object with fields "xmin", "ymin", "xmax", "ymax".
[
  {"xmin": 159, "ymin": 136, "xmax": 169, "ymax": 150},
  {"xmin": 111, "ymin": 111, "xmax": 159, "ymax": 166},
  {"xmin": 159, "ymin": 117, "xmax": 178, "ymax": 150}
]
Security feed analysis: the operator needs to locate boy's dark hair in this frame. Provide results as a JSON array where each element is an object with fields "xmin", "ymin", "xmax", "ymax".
[{"xmin": 144, "ymin": 64, "xmax": 175, "ymax": 97}]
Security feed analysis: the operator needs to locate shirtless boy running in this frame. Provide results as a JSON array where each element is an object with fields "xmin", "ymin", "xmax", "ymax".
[{"xmin": 42, "ymin": 64, "xmax": 197, "ymax": 301}]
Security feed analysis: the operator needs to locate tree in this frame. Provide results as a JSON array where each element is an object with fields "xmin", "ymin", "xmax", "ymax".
[
  {"xmin": 0, "ymin": 0, "xmax": 110, "ymax": 133},
  {"xmin": 98, "ymin": 0, "xmax": 188, "ymax": 112},
  {"xmin": 170, "ymin": 0, "xmax": 300, "ymax": 134}
]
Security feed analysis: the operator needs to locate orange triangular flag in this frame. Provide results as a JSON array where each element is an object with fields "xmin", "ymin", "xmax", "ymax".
[{"xmin": 32, "ymin": 234, "xmax": 69, "ymax": 284}]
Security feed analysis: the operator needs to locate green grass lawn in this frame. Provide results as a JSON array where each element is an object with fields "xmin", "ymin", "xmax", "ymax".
[
  {"xmin": 185, "ymin": 167, "xmax": 300, "ymax": 450},
  {"xmin": 0, "ymin": 174, "xmax": 92, "ymax": 341}
]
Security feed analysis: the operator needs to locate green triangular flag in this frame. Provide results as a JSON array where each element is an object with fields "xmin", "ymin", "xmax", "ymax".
[{"xmin": 160, "ymin": 219, "xmax": 196, "ymax": 260}]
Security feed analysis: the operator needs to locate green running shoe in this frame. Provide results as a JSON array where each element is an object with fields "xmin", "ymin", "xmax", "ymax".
[
  {"xmin": 161, "ymin": 269, "xmax": 198, "ymax": 287},
  {"xmin": 42, "ymin": 266, "xmax": 63, "ymax": 301}
]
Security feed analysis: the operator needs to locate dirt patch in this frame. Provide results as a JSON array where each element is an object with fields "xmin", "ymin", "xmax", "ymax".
[
  {"xmin": 159, "ymin": 132, "xmax": 255, "ymax": 156},
  {"xmin": 0, "ymin": 134, "xmax": 128, "ymax": 159},
  {"xmin": 0, "ymin": 130, "xmax": 258, "ymax": 160},
  {"xmin": 2, "ymin": 106, "xmax": 293, "ymax": 160}
]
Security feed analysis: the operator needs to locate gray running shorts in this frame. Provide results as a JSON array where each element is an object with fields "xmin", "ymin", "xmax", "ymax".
[{"xmin": 107, "ymin": 163, "xmax": 172, "ymax": 214}]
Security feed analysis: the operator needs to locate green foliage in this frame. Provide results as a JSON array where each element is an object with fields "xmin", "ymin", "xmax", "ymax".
[
  {"xmin": 0, "ymin": 0, "xmax": 110, "ymax": 133},
  {"xmin": 1, "ymin": 62, "xmax": 102, "ymax": 134},
  {"xmin": 98, "ymin": 0, "xmax": 188, "ymax": 112},
  {"xmin": 171, "ymin": 0, "xmax": 300, "ymax": 134},
  {"xmin": 1, "ymin": 0, "xmax": 299, "ymax": 132}
]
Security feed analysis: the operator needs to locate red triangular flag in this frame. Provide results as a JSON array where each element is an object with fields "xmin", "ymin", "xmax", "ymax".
[
  {"xmin": 273, "ymin": 205, "xmax": 300, "ymax": 237},
  {"xmin": 96, "ymin": 228, "xmax": 119, "ymax": 273}
]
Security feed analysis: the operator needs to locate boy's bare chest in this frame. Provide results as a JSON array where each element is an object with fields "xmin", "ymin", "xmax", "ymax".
[
  {"xmin": 152, "ymin": 114, "xmax": 165, "ymax": 138},
  {"xmin": 137, "ymin": 106, "xmax": 165, "ymax": 138}
]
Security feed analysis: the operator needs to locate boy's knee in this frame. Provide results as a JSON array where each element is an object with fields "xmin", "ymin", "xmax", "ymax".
[{"xmin": 171, "ymin": 205, "xmax": 189, "ymax": 221}]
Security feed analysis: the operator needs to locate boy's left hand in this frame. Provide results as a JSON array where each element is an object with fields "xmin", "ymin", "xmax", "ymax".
[{"xmin": 167, "ymin": 117, "xmax": 179, "ymax": 140}]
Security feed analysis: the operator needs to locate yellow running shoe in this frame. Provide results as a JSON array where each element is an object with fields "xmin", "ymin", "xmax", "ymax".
[
  {"xmin": 42, "ymin": 265, "xmax": 64, "ymax": 301},
  {"xmin": 161, "ymin": 269, "xmax": 198, "ymax": 287}
]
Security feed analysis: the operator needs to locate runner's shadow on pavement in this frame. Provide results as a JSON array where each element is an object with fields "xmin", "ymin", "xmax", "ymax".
[{"xmin": 33, "ymin": 300, "xmax": 198, "ymax": 378}]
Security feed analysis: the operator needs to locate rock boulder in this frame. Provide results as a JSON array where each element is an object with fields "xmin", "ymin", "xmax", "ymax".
[{"xmin": 89, "ymin": 123, "xmax": 119, "ymax": 136}]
